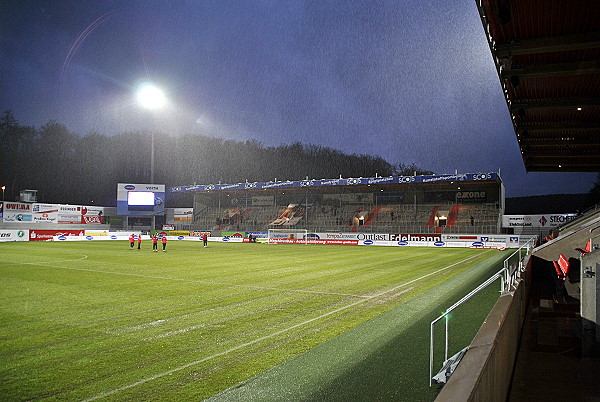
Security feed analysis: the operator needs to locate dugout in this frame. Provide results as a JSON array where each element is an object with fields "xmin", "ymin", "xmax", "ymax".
[{"xmin": 170, "ymin": 171, "xmax": 505, "ymax": 235}]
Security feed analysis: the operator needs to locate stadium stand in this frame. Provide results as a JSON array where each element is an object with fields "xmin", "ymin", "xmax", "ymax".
[{"xmin": 189, "ymin": 200, "xmax": 502, "ymax": 235}]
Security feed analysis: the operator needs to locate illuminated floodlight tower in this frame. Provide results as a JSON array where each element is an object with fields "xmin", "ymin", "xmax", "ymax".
[
  {"xmin": 136, "ymin": 81, "xmax": 166, "ymax": 184},
  {"xmin": 135, "ymin": 82, "xmax": 166, "ymax": 230}
]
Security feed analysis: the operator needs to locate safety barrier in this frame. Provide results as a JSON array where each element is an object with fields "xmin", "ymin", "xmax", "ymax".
[{"xmin": 429, "ymin": 236, "xmax": 537, "ymax": 386}]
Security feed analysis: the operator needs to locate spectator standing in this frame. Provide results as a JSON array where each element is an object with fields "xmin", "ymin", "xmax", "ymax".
[
  {"xmin": 162, "ymin": 235, "xmax": 168, "ymax": 252},
  {"xmin": 202, "ymin": 233, "xmax": 208, "ymax": 248},
  {"xmin": 152, "ymin": 233, "xmax": 159, "ymax": 252},
  {"xmin": 129, "ymin": 233, "xmax": 135, "ymax": 249},
  {"xmin": 137, "ymin": 233, "xmax": 142, "ymax": 250}
]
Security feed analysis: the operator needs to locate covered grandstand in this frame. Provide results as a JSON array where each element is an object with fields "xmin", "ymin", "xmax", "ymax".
[{"xmin": 171, "ymin": 171, "xmax": 505, "ymax": 236}]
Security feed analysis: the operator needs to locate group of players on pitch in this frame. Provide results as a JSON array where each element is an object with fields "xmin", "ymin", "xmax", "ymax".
[
  {"xmin": 129, "ymin": 233, "xmax": 168, "ymax": 252},
  {"xmin": 128, "ymin": 232, "xmax": 209, "ymax": 251}
]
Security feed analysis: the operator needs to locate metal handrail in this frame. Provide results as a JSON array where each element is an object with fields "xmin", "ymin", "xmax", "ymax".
[{"xmin": 428, "ymin": 236, "xmax": 537, "ymax": 386}]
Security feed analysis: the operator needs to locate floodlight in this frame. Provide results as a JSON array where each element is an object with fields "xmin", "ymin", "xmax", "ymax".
[{"xmin": 136, "ymin": 82, "xmax": 166, "ymax": 110}]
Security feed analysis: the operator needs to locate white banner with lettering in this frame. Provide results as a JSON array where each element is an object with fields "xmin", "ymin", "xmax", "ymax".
[{"xmin": 502, "ymin": 214, "xmax": 576, "ymax": 228}]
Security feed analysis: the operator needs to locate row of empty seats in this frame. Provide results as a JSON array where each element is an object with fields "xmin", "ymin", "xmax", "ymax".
[{"xmin": 190, "ymin": 201, "xmax": 500, "ymax": 234}]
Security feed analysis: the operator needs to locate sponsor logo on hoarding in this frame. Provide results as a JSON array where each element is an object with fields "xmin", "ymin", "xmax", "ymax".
[
  {"xmin": 357, "ymin": 233, "xmax": 388, "ymax": 241},
  {"xmin": 6, "ymin": 203, "xmax": 30, "ymax": 210},
  {"xmin": 397, "ymin": 241, "xmax": 409, "ymax": 246},
  {"xmin": 222, "ymin": 237, "xmax": 229, "ymax": 241},
  {"xmin": 86, "ymin": 236, "xmax": 93, "ymax": 240},
  {"xmin": 178, "ymin": 236, "xmax": 184, "ymax": 240},
  {"xmin": 110, "ymin": 235, "xmax": 117, "ymax": 240},
  {"xmin": 510, "ymin": 237, "xmax": 518, "ymax": 242},
  {"xmin": 434, "ymin": 241, "xmax": 445, "ymax": 247},
  {"xmin": 367, "ymin": 177, "xmax": 394, "ymax": 184},
  {"xmin": 456, "ymin": 191, "xmax": 486, "ymax": 199},
  {"xmin": 390, "ymin": 233, "xmax": 441, "ymax": 242},
  {"xmin": 473, "ymin": 173, "xmax": 493, "ymax": 180},
  {"xmin": 58, "ymin": 236, "xmax": 67, "ymax": 241},
  {"xmin": 363, "ymin": 240, "xmax": 374, "ymax": 245},
  {"xmin": 82, "ymin": 215, "xmax": 102, "ymax": 224},
  {"xmin": 472, "ymin": 242, "xmax": 484, "ymax": 247},
  {"xmin": 124, "ymin": 185, "xmax": 135, "ymax": 190}
]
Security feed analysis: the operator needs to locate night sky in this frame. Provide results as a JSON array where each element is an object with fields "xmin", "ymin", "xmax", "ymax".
[{"xmin": 1, "ymin": 0, "xmax": 596, "ymax": 197}]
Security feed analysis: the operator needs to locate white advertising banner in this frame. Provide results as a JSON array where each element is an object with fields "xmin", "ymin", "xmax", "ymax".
[
  {"xmin": 3, "ymin": 202, "xmax": 33, "ymax": 222},
  {"xmin": 0, "ymin": 229, "xmax": 29, "ymax": 242},
  {"xmin": 502, "ymin": 214, "xmax": 576, "ymax": 229},
  {"xmin": 81, "ymin": 206, "xmax": 105, "ymax": 224},
  {"xmin": 31, "ymin": 204, "xmax": 59, "ymax": 223},
  {"xmin": 251, "ymin": 196, "xmax": 274, "ymax": 206},
  {"xmin": 173, "ymin": 208, "xmax": 193, "ymax": 222}
]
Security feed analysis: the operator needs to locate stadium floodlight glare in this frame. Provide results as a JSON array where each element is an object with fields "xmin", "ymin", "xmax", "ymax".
[
  {"xmin": 136, "ymin": 82, "xmax": 166, "ymax": 110},
  {"xmin": 135, "ymin": 81, "xmax": 166, "ymax": 231}
]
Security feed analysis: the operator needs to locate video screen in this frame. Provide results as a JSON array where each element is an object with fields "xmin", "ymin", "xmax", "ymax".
[{"xmin": 127, "ymin": 191, "xmax": 155, "ymax": 210}]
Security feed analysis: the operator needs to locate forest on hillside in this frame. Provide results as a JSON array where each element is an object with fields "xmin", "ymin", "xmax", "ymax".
[{"xmin": 0, "ymin": 110, "xmax": 432, "ymax": 207}]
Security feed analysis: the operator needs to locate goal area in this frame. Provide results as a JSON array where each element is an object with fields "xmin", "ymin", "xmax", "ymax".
[{"xmin": 267, "ymin": 229, "xmax": 308, "ymax": 244}]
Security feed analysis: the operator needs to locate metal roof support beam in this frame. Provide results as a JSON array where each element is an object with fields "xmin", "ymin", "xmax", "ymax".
[
  {"xmin": 516, "ymin": 123, "xmax": 600, "ymax": 132},
  {"xmin": 495, "ymin": 31, "xmax": 600, "ymax": 56},
  {"xmin": 510, "ymin": 98, "xmax": 600, "ymax": 110},
  {"xmin": 501, "ymin": 60, "xmax": 600, "ymax": 79}
]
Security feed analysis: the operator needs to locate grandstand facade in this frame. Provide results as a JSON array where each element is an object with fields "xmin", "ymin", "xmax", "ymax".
[{"xmin": 171, "ymin": 172, "xmax": 505, "ymax": 235}]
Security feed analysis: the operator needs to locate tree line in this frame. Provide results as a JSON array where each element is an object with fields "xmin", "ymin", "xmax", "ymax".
[{"xmin": 0, "ymin": 110, "xmax": 431, "ymax": 207}]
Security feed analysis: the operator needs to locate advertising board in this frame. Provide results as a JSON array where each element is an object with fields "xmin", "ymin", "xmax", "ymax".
[
  {"xmin": 29, "ymin": 229, "xmax": 85, "ymax": 241},
  {"xmin": 0, "ymin": 230, "xmax": 29, "ymax": 242},
  {"xmin": 3, "ymin": 202, "xmax": 33, "ymax": 222},
  {"xmin": 502, "ymin": 214, "xmax": 576, "ymax": 228}
]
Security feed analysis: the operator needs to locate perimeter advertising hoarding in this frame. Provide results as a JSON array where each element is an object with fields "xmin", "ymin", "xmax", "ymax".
[
  {"xmin": 29, "ymin": 229, "xmax": 85, "ymax": 241},
  {"xmin": 171, "ymin": 172, "xmax": 499, "ymax": 193},
  {"xmin": 117, "ymin": 183, "xmax": 165, "ymax": 216},
  {"xmin": 0, "ymin": 230, "xmax": 29, "ymax": 242},
  {"xmin": 3, "ymin": 202, "xmax": 33, "ymax": 222},
  {"xmin": 173, "ymin": 208, "xmax": 193, "ymax": 222},
  {"xmin": 29, "ymin": 204, "xmax": 105, "ymax": 224},
  {"xmin": 267, "ymin": 232, "xmax": 520, "ymax": 247},
  {"xmin": 502, "ymin": 214, "xmax": 576, "ymax": 228},
  {"xmin": 32, "ymin": 204, "xmax": 59, "ymax": 223}
]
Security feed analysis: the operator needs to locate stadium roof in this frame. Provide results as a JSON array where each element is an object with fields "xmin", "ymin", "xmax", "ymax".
[
  {"xmin": 170, "ymin": 172, "xmax": 501, "ymax": 194},
  {"xmin": 475, "ymin": 0, "xmax": 600, "ymax": 172}
]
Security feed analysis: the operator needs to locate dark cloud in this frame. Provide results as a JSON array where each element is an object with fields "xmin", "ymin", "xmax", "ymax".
[{"xmin": 0, "ymin": 0, "xmax": 595, "ymax": 197}]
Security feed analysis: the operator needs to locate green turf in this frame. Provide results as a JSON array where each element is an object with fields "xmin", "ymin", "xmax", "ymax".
[{"xmin": 0, "ymin": 241, "xmax": 509, "ymax": 400}]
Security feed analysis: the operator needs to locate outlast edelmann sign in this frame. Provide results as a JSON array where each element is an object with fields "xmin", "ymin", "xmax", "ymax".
[{"xmin": 502, "ymin": 214, "xmax": 576, "ymax": 228}]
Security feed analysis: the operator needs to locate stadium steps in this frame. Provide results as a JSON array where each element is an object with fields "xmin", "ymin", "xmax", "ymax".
[
  {"xmin": 447, "ymin": 204, "xmax": 460, "ymax": 226},
  {"xmin": 363, "ymin": 206, "xmax": 382, "ymax": 227},
  {"xmin": 427, "ymin": 206, "xmax": 440, "ymax": 226}
]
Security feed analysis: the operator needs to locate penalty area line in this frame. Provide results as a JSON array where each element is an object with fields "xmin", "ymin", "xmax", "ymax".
[{"xmin": 83, "ymin": 250, "xmax": 490, "ymax": 401}]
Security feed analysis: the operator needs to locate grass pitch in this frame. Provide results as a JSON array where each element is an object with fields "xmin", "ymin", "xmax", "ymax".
[{"xmin": 0, "ymin": 241, "xmax": 508, "ymax": 400}]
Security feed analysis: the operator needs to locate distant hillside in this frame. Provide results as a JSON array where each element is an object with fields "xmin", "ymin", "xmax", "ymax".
[{"xmin": 505, "ymin": 194, "xmax": 591, "ymax": 215}]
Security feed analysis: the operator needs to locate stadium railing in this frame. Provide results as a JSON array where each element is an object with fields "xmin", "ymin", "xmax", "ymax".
[{"xmin": 429, "ymin": 236, "xmax": 537, "ymax": 387}]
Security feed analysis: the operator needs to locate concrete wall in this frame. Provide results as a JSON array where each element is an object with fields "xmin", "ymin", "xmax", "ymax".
[{"xmin": 435, "ymin": 256, "xmax": 531, "ymax": 402}]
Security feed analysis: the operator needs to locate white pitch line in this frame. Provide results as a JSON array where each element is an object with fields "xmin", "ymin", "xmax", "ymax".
[
  {"xmin": 83, "ymin": 251, "xmax": 489, "ymax": 401},
  {"xmin": 31, "ymin": 263, "xmax": 372, "ymax": 299},
  {"xmin": 20, "ymin": 254, "xmax": 89, "ymax": 265}
]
